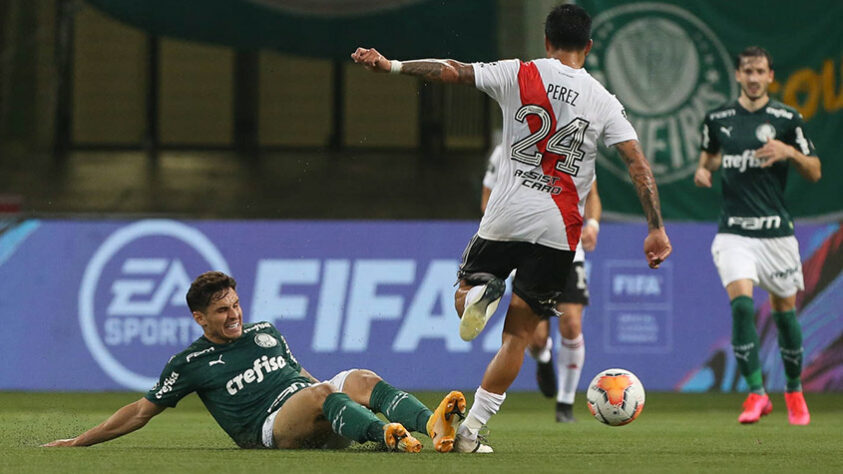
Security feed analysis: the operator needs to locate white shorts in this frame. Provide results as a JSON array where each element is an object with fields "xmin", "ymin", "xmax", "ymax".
[
  {"xmin": 710, "ymin": 233, "xmax": 804, "ymax": 298},
  {"xmin": 260, "ymin": 370, "xmax": 359, "ymax": 448}
]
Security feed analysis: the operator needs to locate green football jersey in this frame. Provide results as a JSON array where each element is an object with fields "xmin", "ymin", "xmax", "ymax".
[
  {"xmin": 144, "ymin": 322, "xmax": 313, "ymax": 448},
  {"xmin": 700, "ymin": 99, "xmax": 817, "ymax": 238}
]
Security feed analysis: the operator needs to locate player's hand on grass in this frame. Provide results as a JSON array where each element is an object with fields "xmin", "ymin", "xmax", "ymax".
[
  {"xmin": 351, "ymin": 47, "xmax": 391, "ymax": 72},
  {"xmin": 41, "ymin": 438, "xmax": 78, "ymax": 447},
  {"xmin": 693, "ymin": 167, "xmax": 712, "ymax": 187},
  {"xmin": 644, "ymin": 227, "xmax": 671, "ymax": 269},
  {"xmin": 755, "ymin": 138, "xmax": 792, "ymax": 167}
]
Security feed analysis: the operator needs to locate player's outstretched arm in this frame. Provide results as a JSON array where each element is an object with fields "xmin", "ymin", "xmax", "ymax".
[
  {"xmin": 42, "ymin": 398, "xmax": 166, "ymax": 447},
  {"xmin": 614, "ymin": 139, "xmax": 672, "ymax": 269},
  {"xmin": 694, "ymin": 151, "xmax": 721, "ymax": 188},
  {"xmin": 350, "ymin": 47, "xmax": 475, "ymax": 85}
]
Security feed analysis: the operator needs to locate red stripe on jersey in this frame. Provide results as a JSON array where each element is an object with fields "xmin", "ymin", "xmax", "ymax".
[{"xmin": 516, "ymin": 61, "xmax": 582, "ymax": 250}]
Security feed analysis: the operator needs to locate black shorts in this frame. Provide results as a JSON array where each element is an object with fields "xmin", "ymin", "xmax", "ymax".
[
  {"xmin": 559, "ymin": 261, "xmax": 589, "ymax": 306},
  {"xmin": 457, "ymin": 235, "xmax": 575, "ymax": 318}
]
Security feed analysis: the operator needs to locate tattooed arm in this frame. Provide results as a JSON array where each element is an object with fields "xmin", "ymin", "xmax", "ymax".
[
  {"xmin": 350, "ymin": 47, "xmax": 475, "ymax": 85},
  {"xmin": 615, "ymin": 139, "xmax": 663, "ymax": 229},
  {"xmin": 614, "ymin": 139, "xmax": 672, "ymax": 269}
]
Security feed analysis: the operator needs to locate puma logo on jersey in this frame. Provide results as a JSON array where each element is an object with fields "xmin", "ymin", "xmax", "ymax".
[
  {"xmin": 720, "ymin": 126, "xmax": 732, "ymax": 137},
  {"xmin": 732, "ymin": 342, "xmax": 755, "ymax": 362},
  {"xmin": 780, "ymin": 347, "xmax": 802, "ymax": 365},
  {"xmin": 209, "ymin": 355, "xmax": 225, "ymax": 366}
]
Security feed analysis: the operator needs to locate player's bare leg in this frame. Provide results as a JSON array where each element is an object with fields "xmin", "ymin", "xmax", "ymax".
[
  {"xmin": 339, "ymin": 369, "xmax": 382, "ymax": 406},
  {"xmin": 770, "ymin": 292, "xmax": 809, "ymax": 425},
  {"xmin": 527, "ymin": 319, "xmax": 556, "ymax": 398},
  {"xmin": 456, "ymin": 294, "xmax": 540, "ymax": 453},
  {"xmin": 529, "ymin": 319, "xmax": 550, "ymax": 352},
  {"xmin": 481, "ymin": 295, "xmax": 541, "ymax": 393},
  {"xmin": 556, "ymin": 303, "xmax": 584, "ymax": 422},
  {"xmin": 271, "ymin": 383, "xmax": 347, "ymax": 449}
]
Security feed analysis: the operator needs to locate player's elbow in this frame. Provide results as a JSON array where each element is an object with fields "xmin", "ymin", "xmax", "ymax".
[
  {"xmin": 440, "ymin": 65, "xmax": 460, "ymax": 84},
  {"xmin": 443, "ymin": 60, "xmax": 473, "ymax": 84}
]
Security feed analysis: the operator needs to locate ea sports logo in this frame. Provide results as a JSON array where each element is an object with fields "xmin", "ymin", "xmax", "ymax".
[
  {"xmin": 589, "ymin": 3, "xmax": 737, "ymax": 184},
  {"xmin": 78, "ymin": 220, "xmax": 230, "ymax": 391}
]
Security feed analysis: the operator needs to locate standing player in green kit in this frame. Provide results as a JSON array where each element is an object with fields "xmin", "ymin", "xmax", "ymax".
[
  {"xmin": 43, "ymin": 271, "xmax": 465, "ymax": 452},
  {"xmin": 695, "ymin": 46, "xmax": 821, "ymax": 425}
]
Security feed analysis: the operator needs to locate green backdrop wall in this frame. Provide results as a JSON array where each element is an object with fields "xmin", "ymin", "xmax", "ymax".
[
  {"xmin": 577, "ymin": 0, "xmax": 842, "ymax": 220},
  {"xmin": 85, "ymin": 0, "xmax": 498, "ymax": 61}
]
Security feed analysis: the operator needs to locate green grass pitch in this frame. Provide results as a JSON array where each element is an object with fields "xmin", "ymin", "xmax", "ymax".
[{"xmin": 3, "ymin": 391, "xmax": 842, "ymax": 473}]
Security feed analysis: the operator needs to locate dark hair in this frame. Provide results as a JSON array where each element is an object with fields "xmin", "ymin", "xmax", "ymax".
[
  {"xmin": 186, "ymin": 271, "xmax": 237, "ymax": 312},
  {"xmin": 545, "ymin": 4, "xmax": 592, "ymax": 51},
  {"xmin": 736, "ymin": 46, "xmax": 773, "ymax": 70}
]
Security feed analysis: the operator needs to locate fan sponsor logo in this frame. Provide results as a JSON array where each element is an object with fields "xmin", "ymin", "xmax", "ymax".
[{"xmin": 727, "ymin": 215, "xmax": 782, "ymax": 230}]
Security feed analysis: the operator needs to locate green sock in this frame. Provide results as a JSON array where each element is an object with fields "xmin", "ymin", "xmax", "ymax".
[
  {"xmin": 369, "ymin": 380, "xmax": 432, "ymax": 436},
  {"xmin": 322, "ymin": 392, "xmax": 385, "ymax": 443},
  {"xmin": 731, "ymin": 296, "xmax": 764, "ymax": 393},
  {"xmin": 773, "ymin": 309, "xmax": 804, "ymax": 392}
]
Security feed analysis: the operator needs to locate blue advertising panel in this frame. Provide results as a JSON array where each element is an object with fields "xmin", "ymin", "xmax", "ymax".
[{"xmin": 0, "ymin": 219, "xmax": 840, "ymax": 392}]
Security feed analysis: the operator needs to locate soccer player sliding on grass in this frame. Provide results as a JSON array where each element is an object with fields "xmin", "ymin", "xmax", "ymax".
[{"xmin": 44, "ymin": 271, "xmax": 465, "ymax": 452}]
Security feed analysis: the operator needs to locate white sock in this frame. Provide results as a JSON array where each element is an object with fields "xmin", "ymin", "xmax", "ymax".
[
  {"xmin": 459, "ymin": 387, "xmax": 506, "ymax": 438},
  {"xmin": 529, "ymin": 336, "xmax": 552, "ymax": 363},
  {"xmin": 463, "ymin": 285, "xmax": 485, "ymax": 311},
  {"xmin": 556, "ymin": 334, "xmax": 584, "ymax": 404}
]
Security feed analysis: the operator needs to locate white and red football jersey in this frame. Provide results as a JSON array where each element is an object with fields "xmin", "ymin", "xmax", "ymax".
[
  {"xmin": 483, "ymin": 143, "xmax": 587, "ymax": 263},
  {"xmin": 472, "ymin": 58, "xmax": 636, "ymax": 251}
]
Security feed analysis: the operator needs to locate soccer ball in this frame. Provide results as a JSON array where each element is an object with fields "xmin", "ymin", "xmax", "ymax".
[{"xmin": 586, "ymin": 368, "xmax": 645, "ymax": 426}]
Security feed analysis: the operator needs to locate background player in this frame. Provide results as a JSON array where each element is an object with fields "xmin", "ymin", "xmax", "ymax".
[
  {"xmin": 694, "ymin": 46, "xmax": 821, "ymax": 425},
  {"xmin": 351, "ymin": 4, "xmax": 671, "ymax": 452},
  {"xmin": 44, "ymin": 271, "xmax": 466, "ymax": 452},
  {"xmin": 482, "ymin": 143, "xmax": 601, "ymax": 423}
]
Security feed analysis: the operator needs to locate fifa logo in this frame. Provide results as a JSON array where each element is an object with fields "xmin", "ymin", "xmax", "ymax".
[{"xmin": 612, "ymin": 274, "xmax": 662, "ymax": 296}]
